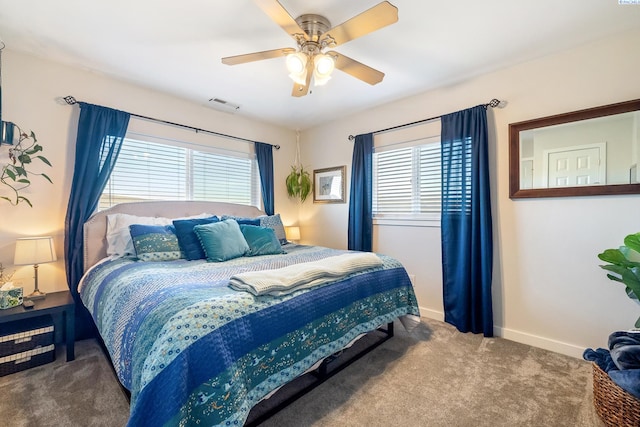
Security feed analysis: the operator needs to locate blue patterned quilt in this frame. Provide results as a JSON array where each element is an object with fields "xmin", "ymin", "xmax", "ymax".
[{"xmin": 80, "ymin": 244, "xmax": 420, "ymax": 426}]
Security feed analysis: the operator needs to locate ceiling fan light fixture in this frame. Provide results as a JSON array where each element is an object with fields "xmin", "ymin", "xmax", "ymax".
[
  {"xmin": 286, "ymin": 51, "xmax": 309, "ymax": 85},
  {"xmin": 313, "ymin": 53, "xmax": 335, "ymax": 86}
]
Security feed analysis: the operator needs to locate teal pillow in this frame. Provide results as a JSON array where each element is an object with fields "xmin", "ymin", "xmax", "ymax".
[
  {"xmin": 129, "ymin": 224, "xmax": 182, "ymax": 261},
  {"xmin": 239, "ymin": 224, "xmax": 285, "ymax": 256},
  {"xmin": 194, "ymin": 219, "xmax": 250, "ymax": 262}
]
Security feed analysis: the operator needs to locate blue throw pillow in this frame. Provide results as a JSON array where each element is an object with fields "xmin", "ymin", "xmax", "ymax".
[
  {"xmin": 129, "ymin": 224, "xmax": 182, "ymax": 261},
  {"xmin": 259, "ymin": 213, "xmax": 287, "ymax": 244},
  {"xmin": 220, "ymin": 215, "xmax": 261, "ymax": 226},
  {"xmin": 194, "ymin": 219, "xmax": 250, "ymax": 262},
  {"xmin": 239, "ymin": 225, "xmax": 285, "ymax": 256},
  {"xmin": 173, "ymin": 216, "xmax": 220, "ymax": 260}
]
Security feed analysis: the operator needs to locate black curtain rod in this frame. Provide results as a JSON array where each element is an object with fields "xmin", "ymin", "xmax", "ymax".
[
  {"xmin": 347, "ymin": 98, "xmax": 503, "ymax": 141},
  {"xmin": 63, "ymin": 96, "xmax": 280, "ymax": 150}
]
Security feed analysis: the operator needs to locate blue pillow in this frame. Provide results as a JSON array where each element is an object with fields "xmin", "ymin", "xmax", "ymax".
[
  {"xmin": 129, "ymin": 224, "xmax": 182, "ymax": 261},
  {"xmin": 239, "ymin": 225, "xmax": 285, "ymax": 256},
  {"xmin": 173, "ymin": 216, "xmax": 220, "ymax": 260},
  {"xmin": 194, "ymin": 219, "xmax": 250, "ymax": 262},
  {"xmin": 259, "ymin": 213, "xmax": 287, "ymax": 244},
  {"xmin": 220, "ymin": 215, "xmax": 261, "ymax": 226}
]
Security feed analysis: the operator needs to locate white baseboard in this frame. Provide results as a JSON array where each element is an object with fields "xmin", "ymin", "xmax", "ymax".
[
  {"xmin": 419, "ymin": 306, "xmax": 444, "ymax": 321},
  {"xmin": 495, "ymin": 327, "xmax": 586, "ymax": 359},
  {"xmin": 418, "ymin": 307, "xmax": 584, "ymax": 359}
]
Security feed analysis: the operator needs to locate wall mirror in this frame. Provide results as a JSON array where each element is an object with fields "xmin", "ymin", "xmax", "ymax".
[{"xmin": 509, "ymin": 98, "xmax": 640, "ymax": 199}]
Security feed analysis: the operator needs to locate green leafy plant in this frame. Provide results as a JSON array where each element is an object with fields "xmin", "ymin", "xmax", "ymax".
[
  {"xmin": 598, "ymin": 232, "xmax": 640, "ymax": 327},
  {"xmin": 286, "ymin": 131, "xmax": 312, "ymax": 203},
  {"xmin": 286, "ymin": 165, "xmax": 311, "ymax": 203},
  {"xmin": 1, "ymin": 125, "xmax": 52, "ymax": 207}
]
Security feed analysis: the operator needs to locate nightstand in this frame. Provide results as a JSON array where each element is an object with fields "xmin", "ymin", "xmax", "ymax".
[{"xmin": 0, "ymin": 290, "xmax": 75, "ymax": 362}]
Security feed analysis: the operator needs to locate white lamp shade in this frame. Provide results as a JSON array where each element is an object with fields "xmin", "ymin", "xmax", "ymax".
[
  {"xmin": 285, "ymin": 226, "xmax": 301, "ymax": 241},
  {"xmin": 286, "ymin": 52, "xmax": 307, "ymax": 74},
  {"xmin": 313, "ymin": 54, "xmax": 335, "ymax": 86},
  {"xmin": 287, "ymin": 52, "xmax": 309, "ymax": 85},
  {"xmin": 14, "ymin": 236, "xmax": 57, "ymax": 265}
]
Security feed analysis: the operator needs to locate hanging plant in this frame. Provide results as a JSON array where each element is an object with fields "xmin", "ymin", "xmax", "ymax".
[
  {"xmin": 286, "ymin": 165, "xmax": 311, "ymax": 202},
  {"xmin": 1, "ymin": 124, "xmax": 52, "ymax": 207},
  {"xmin": 286, "ymin": 131, "xmax": 312, "ymax": 203}
]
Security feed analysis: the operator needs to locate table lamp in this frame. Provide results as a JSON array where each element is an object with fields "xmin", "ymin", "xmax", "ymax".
[
  {"xmin": 285, "ymin": 226, "xmax": 301, "ymax": 243},
  {"xmin": 14, "ymin": 236, "xmax": 57, "ymax": 300}
]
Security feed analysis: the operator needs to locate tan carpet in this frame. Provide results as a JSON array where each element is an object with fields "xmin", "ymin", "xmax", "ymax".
[{"xmin": 0, "ymin": 318, "xmax": 604, "ymax": 426}]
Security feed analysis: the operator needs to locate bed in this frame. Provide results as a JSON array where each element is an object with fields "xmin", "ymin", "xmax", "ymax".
[{"xmin": 79, "ymin": 201, "xmax": 420, "ymax": 426}]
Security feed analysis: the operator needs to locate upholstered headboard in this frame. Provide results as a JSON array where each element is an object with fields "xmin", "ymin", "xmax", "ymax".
[{"xmin": 83, "ymin": 201, "xmax": 264, "ymax": 272}]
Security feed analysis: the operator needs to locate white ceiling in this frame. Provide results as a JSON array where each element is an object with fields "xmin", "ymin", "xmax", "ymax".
[{"xmin": 1, "ymin": 0, "xmax": 639, "ymax": 130}]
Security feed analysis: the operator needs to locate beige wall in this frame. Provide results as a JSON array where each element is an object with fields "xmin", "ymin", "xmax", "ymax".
[
  {"xmin": 0, "ymin": 50, "xmax": 297, "ymax": 295},
  {"xmin": 2, "ymin": 28, "xmax": 640, "ymax": 359},
  {"xmin": 299, "ymin": 28, "xmax": 640, "ymax": 358}
]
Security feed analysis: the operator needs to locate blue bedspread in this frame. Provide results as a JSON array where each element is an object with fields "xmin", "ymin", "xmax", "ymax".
[{"xmin": 80, "ymin": 244, "xmax": 420, "ymax": 426}]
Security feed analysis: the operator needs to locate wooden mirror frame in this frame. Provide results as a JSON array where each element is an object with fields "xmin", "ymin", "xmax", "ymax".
[{"xmin": 509, "ymin": 98, "xmax": 640, "ymax": 199}]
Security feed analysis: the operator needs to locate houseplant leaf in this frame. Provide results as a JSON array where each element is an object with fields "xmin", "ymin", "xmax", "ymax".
[
  {"xmin": 599, "ymin": 233, "xmax": 640, "ymax": 326},
  {"xmin": 1, "ymin": 126, "xmax": 53, "ymax": 206},
  {"xmin": 623, "ymin": 233, "xmax": 640, "ymax": 256}
]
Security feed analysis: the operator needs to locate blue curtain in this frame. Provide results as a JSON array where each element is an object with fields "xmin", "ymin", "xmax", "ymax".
[
  {"xmin": 441, "ymin": 105, "xmax": 493, "ymax": 337},
  {"xmin": 348, "ymin": 133, "xmax": 373, "ymax": 251},
  {"xmin": 1, "ymin": 121, "xmax": 14, "ymax": 145},
  {"xmin": 255, "ymin": 141, "xmax": 274, "ymax": 215},
  {"xmin": 64, "ymin": 102, "xmax": 130, "ymax": 303}
]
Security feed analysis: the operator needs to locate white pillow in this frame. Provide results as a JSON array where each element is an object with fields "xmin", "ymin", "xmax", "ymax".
[{"xmin": 106, "ymin": 213, "xmax": 172, "ymax": 258}]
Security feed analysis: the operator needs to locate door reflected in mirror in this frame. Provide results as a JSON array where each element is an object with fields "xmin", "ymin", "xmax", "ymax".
[{"xmin": 509, "ymin": 99, "xmax": 640, "ymax": 198}]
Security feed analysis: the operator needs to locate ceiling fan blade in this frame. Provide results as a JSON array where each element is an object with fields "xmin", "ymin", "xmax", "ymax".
[
  {"xmin": 321, "ymin": 1, "xmax": 398, "ymax": 47},
  {"xmin": 292, "ymin": 60, "xmax": 314, "ymax": 97},
  {"xmin": 222, "ymin": 48, "xmax": 296, "ymax": 65},
  {"xmin": 291, "ymin": 82, "xmax": 309, "ymax": 97},
  {"xmin": 254, "ymin": 0, "xmax": 309, "ymax": 42},
  {"xmin": 330, "ymin": 51, "xmax": 385, "ymax": 85}
]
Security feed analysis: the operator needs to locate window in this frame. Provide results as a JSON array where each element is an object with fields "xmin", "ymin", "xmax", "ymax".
[
  {"xmin": 99, "ymin": 135, "xmax": 261, "ymax": 210},
  {"xmin": 373, "ymin": 137, "xmax": 441, "ymax": 222}
]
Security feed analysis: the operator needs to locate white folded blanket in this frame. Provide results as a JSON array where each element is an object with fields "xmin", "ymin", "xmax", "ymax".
[{"xmin": 229, "ymin": 252, "xmax": 383, "ymax": 296}]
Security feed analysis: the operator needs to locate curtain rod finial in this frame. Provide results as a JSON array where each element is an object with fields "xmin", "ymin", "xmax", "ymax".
[
  {"xmin": 63, "ymin": 96, "xmax": 77, "ymax": 105},
  {"xmin": 348, "ymin": 135, "xmax": 355, "ymax": 141}
]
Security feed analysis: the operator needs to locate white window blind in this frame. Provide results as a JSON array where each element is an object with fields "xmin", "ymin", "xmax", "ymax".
[
  {"xmin": 99, "ymin": 136, "xmax": 260, "ymax": 210},
  {"xmin": 373, "ymin": 139, "xmax": 441, "ymax": 220}
]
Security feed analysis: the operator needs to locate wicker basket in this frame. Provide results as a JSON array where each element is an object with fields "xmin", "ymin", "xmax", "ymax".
[{"xmin": 592, "ymin": 363, "xmax": 640, "ymax": 426}]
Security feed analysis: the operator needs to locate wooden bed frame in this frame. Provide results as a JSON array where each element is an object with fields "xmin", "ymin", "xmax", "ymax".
[{"xmin": 81, "ymin": 201, "xmax": 395, "ymax": 425}]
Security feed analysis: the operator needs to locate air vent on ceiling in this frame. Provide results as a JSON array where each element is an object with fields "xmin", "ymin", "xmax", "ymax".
[{"xmin": 207, "ymin": 97, "xmax": 240, "ymax": 114}]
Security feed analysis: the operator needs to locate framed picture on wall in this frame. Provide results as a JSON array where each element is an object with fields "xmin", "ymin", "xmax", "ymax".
[{"xmin": 313, "ymin": 166, "xmax": 346, "ymax": 203}]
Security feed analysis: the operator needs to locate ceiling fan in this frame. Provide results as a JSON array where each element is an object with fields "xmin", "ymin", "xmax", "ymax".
[{"xmin": 221, "ymin": 0, "xmax": 398, "ymax": 97}]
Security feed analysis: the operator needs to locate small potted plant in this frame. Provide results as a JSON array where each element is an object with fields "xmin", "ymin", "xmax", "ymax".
[{"xmin": 590, "ymin": 232, "xmax": 640, "ymax": 425}]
